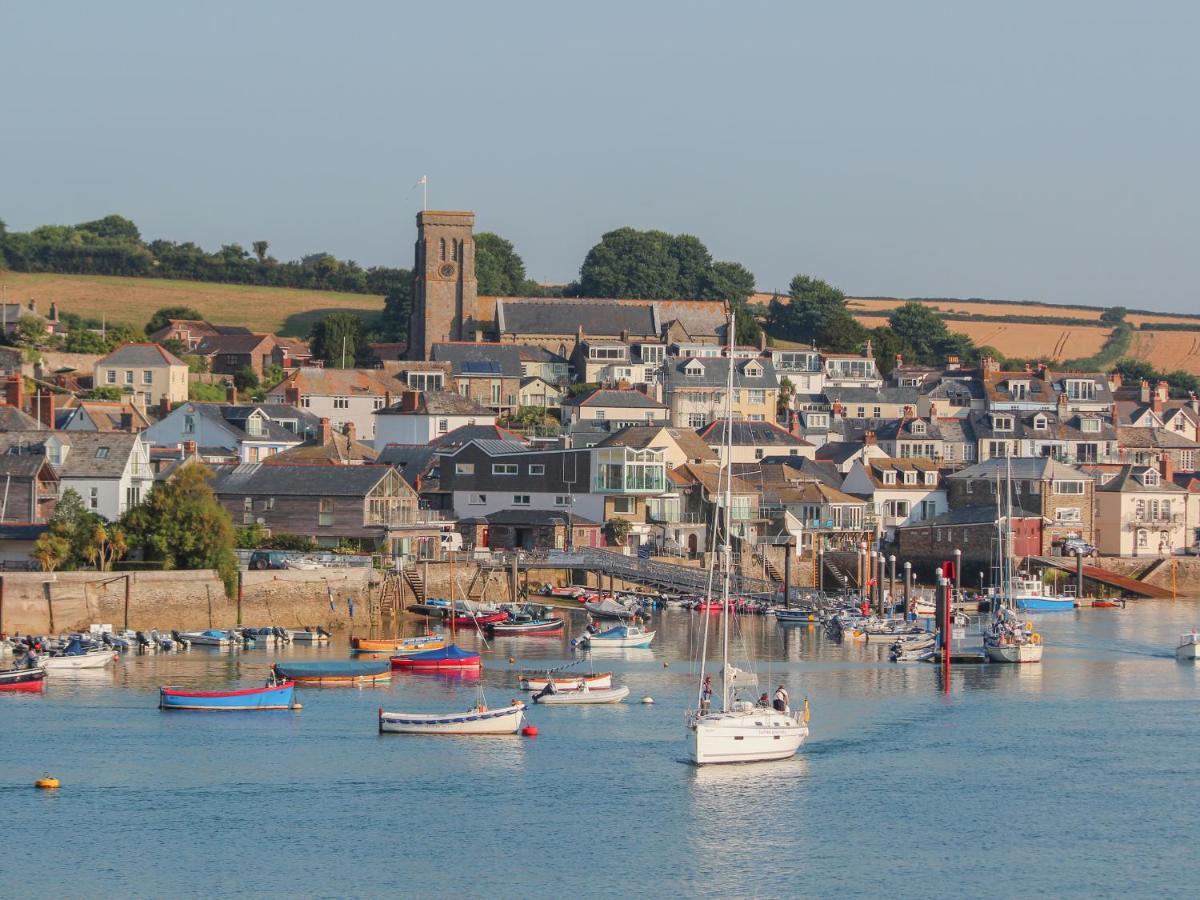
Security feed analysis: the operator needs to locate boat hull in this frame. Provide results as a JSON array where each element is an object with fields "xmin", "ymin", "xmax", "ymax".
[
  {"xmin": 272, "ymin": 662, "xmax": 391, "ymax": 685},
  {"xmin": 534, "ymin": 686, "xmax": 629, "ymax": 705},
  {"xmin": 984, "ymin": 643, "xmax": 1044, "ymax": 663},
  {"xmin": 520, "ymin": 672, "xmax": 612, "ymax": 691},
  {"xmin": 488, "ymin": 618, "xmax": 563, "ymax": 636},
  {"xmin": 160, "ymin": 682, "xmax": 296, "ymax": 710},
  {"xmin": 352, "ymin": 636, "xmax": 445, "ymax": 654},
  {"xmin": 41, "ymin": 650, "xmax": 116, "ymax": 670},
  {"xmin": 446, "ymin": 612, "xmax": 508, "ymax": 628},
  {"xmin": 1014, "ymin": 597, "xmax": 1076, "ymax": 612},
  {"xmin": 378, "ymin": 703, "xmax": 525, "ymax": 734},
  {"xmin": 0, "ymin": 667, "xmax": 46, "ymax": 691},
  {"xmin": 1176, "ymin": 638, "xmax": 1199, "ymax": 661},
  {"xmin": 691, "ymin": 709, "xmax": 808, "ymax": 765}
]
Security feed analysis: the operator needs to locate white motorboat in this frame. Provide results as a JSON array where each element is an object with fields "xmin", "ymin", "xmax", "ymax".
[
  {"xmin": 573, "ymin": 624, "xmax": 655, "ymax": 649},
  {"xmin": 177, "ymin": 630, "xmax": 235, "ymax": 647},
  {"xmin": 533, "ymin": 685, "xmax": 630, "ymax": 705},
  {"xmin": 378, "ymin": 701, "xmax": 526, "ymax": 735},
  {"xmin": 1176, "ymin": 631, "xmax": 1200, "ymax": 661},
  {"xmin": 686, "ymin": 308, "xmax": 809, "ymax": 766},
  {"xmin": 583, "ymin": 597, "xmax": 636, "ymax": 619},
  {"xmin": 40, "ymin": 648, "xmax": 117, "ymax": 670},
  {"xmin": 519, "ymin": 671, "xmax": 613, "ymax": 692},
  {"xmin": 290, "ymin": 628, "xmax": 331, "ymax": 643}
]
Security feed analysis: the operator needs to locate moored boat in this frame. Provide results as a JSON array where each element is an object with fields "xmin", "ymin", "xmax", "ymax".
[
  {"xmin": 533, "ymin": 684, "xmax": 630, "ymax": 705},
  {"xmin": 159, "ymin": 679, "xmax": 297, "ymax": 710},
  {"xmin": 378, "ymin": 701, "xmax": 525, "ymax": 735},
  {"xmin": 178, "ymin": 629, "xmax": 236, "ymax": 647},
  {"xmin": 572, "ymin": 623, "xmax": 655, "ymax": 649},
  {"xmin": 272, "ymin": 660, "xmax": 391, "ymax": 685},
  {"xmin": 351, "ymin": 635, "xmax": 446, "ymax": 654},
  {"xmin": 390, "ymin": 644, "xmax": 482, "ymax": 670},
  {"xmin": 446, "ymin": 611, "xmax": 508, "ymax": 628},
  {"xmin": 0, "ymin": 665, "xmax": 46, "ymax": 691},
  {"xmin": 1176, "ymin": 631, "xmax": 1200, "ymax": 661},
  {"xmin": 290, "ymin": 627, "xmax": 332, "ymax": 643},
  {"xmin": 1010, "ymin": 577, "xmax": 1075, "ymax": 611},
  {"xmin": 519, "ymin": 671, "xmax": 612, "ymax": 691},
  {"xmin": 40, "ymin": 636, "xmax": 117, "ymax": 670}
]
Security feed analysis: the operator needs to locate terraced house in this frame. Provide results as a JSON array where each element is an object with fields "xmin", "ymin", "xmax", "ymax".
[{"xmin": 664, "ymin": 356, "xmax": 779, "ymax": 428}]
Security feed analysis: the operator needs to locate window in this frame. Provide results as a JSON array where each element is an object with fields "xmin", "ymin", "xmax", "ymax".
[
  {"xmin": 374, "ymin": 398, "xmax": 385, "ymax": 409},
  {"xmin": 924, "ymin": 471, "xmax": 938, "ymax": 486},
  {"xmin": 513, "ymin": 495, "xmax": 531, "ymax": 506},
  {"xmin": 1053, "ymin": 481, "xmax": 1085, "ymax": 495},
  {"xmin": 903, "ymin": 470, "xmax": 917, "ymax": 485},
  {"xmin": 89, "ymin": 487, "xmax": 99, "ymax": 510},
  {"xmin": 1055, "ymin": 507, "xmax": 1081, "ymax": 523},
  {"xmin": 1080, "ymin": 417, "xmax": 1100, "ymax": 433},
  {"xmin": 640, "ymin": 345, "xmax": 665, "ymax": 364},
  {"xmin": 856, "ymin": 407, "xmax": 866, "ymax": 419},
  {"xmin": 438, "ymin": 418, "xmax": 448, "ymax": 434},
  {"xmin": 1032, "ymin": 415, "xmax": 1047, "ymax": 430},
  {"xmin": 594, "ymin": 410, "xmax": 606, "ymax": 420},
  {"xmin": 873, "ymin": 407, "xmax": 882, "ymax": 419},
  {"xmin": 459, "ymin": 383, "xmax": 469, "ymax": 398},
  {"xmin": 911, "ymin": 419, "xmax": 925, "ymax": 434},
  {"xmin": 1008, "ymin": 381, "xmax": 1028, "ymax": 400},
  {"xmin": 243, "ymin": 497, "xmax": 254, "ymax": 525},
  {"xmin": 1141, "ymin": 469, "xmax": 1160, "ymax": 486},
  {"xmin": 408, "ymin": 372, "xmax": 444, "ymax": 391},
  {"xmin": 142, "ymin": 370, "xmax": 153, "ymax": 385},
  {"xmin": 612, "ymin": 497, "xmax": 635, "ymax": 514},
  {"xmin": 684, "ymin": 361, "xmax": 704, "ymax": 376},
  {"xmin": 555, "ymin": 495, "xmax": 571, "ymax": 506},
  {"xmin": 246, "ymin": 417, "xmax": 264, "ymax": 437},
  {"xmin": 529, "ymin": 464, "xmax": 545, "ymax": 476},
  {"xmin": 993, "ymin": 415, "xmax": 1014, "ymax": 432},
  {"xmin": 126, "ymin": 486, "xmax": 141, "ymax": 509},
  {"xmin": 124, "ymin": 370, "xmax": 134, "ymax": 385},
  {"xmin": 105, "ymin": 369, "xmax": 116, "ymax": 385},
  {"xmin": 589, "ymin": 346, "xmax": 627, "ymax": 361},
  {"xmin": 754, "ymin": 448, "xmax": 764, "ymax": 460},
  {"xmin": 469, "ymin": 493, "xmax": 486, "ymax": 505},
  {"xmin": 95, "ymin": 447, "xmax": 110, "ymax": 459},
  {"xmin": 318, "ymin": 498, "xmax": 334, "ymax": 526},
  {"xmin": 300, "ymin": 395, "xmax": 311, "ymax": 408},
  {"xmin": 988, "ymin": 441, "xmax": 1009, "ymax": 458},
  {"xmin": 743, "ymin": 362, "xmax": 762, "ymax": 378},
  {"xmin": 142, "ymin": 393, "xmax": 152, "ymax": 406},
  {"xmin": 333, "ymin": 397, "xmax": 349, "ymax": 409},
  {"xmin": 491, "ymin": 383, "xmax": 501, "ymax": 406},
  {"xmin": 1183, "ymin": 451, "xmax": 1195, "ymax": 470},
  {"xmin": 265, "ymin": 497, "xmax": 275, "ymax": 510},
  {"xmin": 882, "ymin": 471, "xmax": 896, "ymax": 485},
  {"xmin": 807, "ymin": 414, "xmax": 828, "ymax": 428},
  {"xmin": 748, "ymin": 390, "xmax": 766, "ymax": 405},
  {"xmin": 687, "ymin": 413, "xmax": 707, "ymax": 429},
  {"xmin": 455, "ymin": 463, "xmax": 474, "ymax": 475},
  {"xmin": 1066, "ymin": 380, "xmax": 1096, "ymax": 401},
  {"xmin": 492, "ymin": 464, "xmax": 518, "ymax": 476},
  {"xmin": 748, "ymin": 414, "xmax": 765, "ymax": 422}
]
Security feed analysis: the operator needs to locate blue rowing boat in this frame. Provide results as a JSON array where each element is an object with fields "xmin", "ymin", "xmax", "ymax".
[
  {"xmin": 159, "ymin": 680, "xmax": 296, "ymax": 710},
  {"xmin": 272, "ymin": 660, "xmax": 392, "ymax": 685}
]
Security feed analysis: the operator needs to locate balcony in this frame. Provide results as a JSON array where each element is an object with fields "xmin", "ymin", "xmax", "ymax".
[
  {"xmin": 365, "ymin": 506, "xmax": 453, "ymax": 528},
  {"xmin": 1125, "ymin": 513, "xmax": 1184, "ymax": 528}
]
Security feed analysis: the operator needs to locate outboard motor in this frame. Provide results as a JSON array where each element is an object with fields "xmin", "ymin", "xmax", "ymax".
[
  {"xmin": 135, "ymin": 631, "xmax": 152, "ymax": 651},
  {"xmin": 317, "ymin": 627, "xmax": 331, "ymax": 638},
  {"xmin": 272, "ymin": 626, "xmax": 290, "ymax": 642},
  {"xmin": 171, "ymin": 629, "xmax": 190, "ymax": 649}
]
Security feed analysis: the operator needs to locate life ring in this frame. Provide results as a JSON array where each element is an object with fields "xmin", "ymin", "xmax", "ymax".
[{"xmin": 1029, "ymin": 633, "xmax": 1042, "ymax": 645}]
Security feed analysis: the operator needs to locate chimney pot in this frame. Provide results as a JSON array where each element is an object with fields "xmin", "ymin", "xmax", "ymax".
[
  {"xmin": 345, "ymin": 421, "xmax": 357, "ymax": 442},
  {"xmin": 183, "ymin": 439, "xmax": 197, "ymax": 458},
  {"xmin": 319, "ymin": 417, "xmax": 332, "ymax": 445},
  {"xmin": 226, "ymin": 381, "xmax": 237, "ymax": 403},
  {"xmin": 1161, "ymin": 452, "xmax": 1175, "ymax": 482}
]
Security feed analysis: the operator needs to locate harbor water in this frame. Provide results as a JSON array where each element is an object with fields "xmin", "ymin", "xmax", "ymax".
[{"xmin": 4, "ymin": 601, "xmax": 1199, "ymax": 898}]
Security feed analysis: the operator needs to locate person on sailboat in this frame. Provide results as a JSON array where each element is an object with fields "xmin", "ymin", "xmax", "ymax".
[
  {"xmin": 773, "ymin": 685, "xmax": 789, "ymax": 713},
  {"xmin": 701, "ymin": 676, "xmax": 713, "ymax": 713},
  {"xmin": 758, "ymin": 692, "xmax": 770, "ymax": 708}
]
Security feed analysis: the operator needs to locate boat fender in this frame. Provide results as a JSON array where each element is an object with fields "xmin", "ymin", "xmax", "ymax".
[
  {"xmin": 1029, "ymin": 633, "xmax": 1042, "ymax": 645},
  {"xmin": 522, "ymin": 725, "xmax": 538, "ymax": 737},
  {"xmin": 35, "ymin": 776, "xmax": 60, "ymax": 790}
]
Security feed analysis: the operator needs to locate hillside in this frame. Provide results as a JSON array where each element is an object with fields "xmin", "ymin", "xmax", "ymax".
[{"xmin": 0, "ymin": 271, "xmax": 384, "ymax": 336}]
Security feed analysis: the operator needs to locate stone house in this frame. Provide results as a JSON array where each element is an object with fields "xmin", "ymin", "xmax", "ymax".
[
  {"xmin": 560, "ymin": 388, "xmax": 669, "ymax": 430},
  {"xmin": 1093, "ymin": 463, "xmax": 1189, "ymax": 557},
  {"xmin": 664, "ymin": 356, "xmax": 780, "ymax": 428},
  {"xmin": 192, "ymin": 333, "xmax": 282, "ymax": 379},
  {"xmin": 430, "ymin": 342, "xmax": 523, "ymax": 415},
  {"xmin": 266, "ymin": 368, "xmax": 407, "ymax": 442},
  {"xmin": 94, "ymin": 343, "xmax": 189, "ymax": 408}
]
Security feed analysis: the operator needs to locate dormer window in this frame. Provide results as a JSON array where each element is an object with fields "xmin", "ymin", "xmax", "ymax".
[
  {"xmin": 912, "ymin": 421, "xmax": 926, "ymax": 435},
  {"xmin": 1032, "ymin": 415, "xmax": 1047, "ymax": 430},
  {"xmin": 882, "ymin": 470, "xmax": 896, "ymax": 485},
  {"xmin": 1066, "ymin": 379, "xmax": 1096, "ymax": 401},
  {"xmin": 923, "ymin": 471, "xmax": 938, "ymax": 486},
  {"xmin": 993, "ymin": 415, "xmax": 1014, "ymax": 432},
  {"xmin": 742, "ymin": 361, "xmax": 762, "ymax": 378},
  {"xmin": 1142, "ymin": 468, "xmax": 1160, "ymax": 486},
  {"xmin": 1008, "ymin": 381, "xmax": 1029, "ymax": 400},
  {"xmin": 903, "ymin": 470, "xmax": 917, "ymax": 485},
  {"xmin": 684, "ymin": 361, "xmax": 704, "ymax": 377},
  {"xmin": 1080, "ymin": 417, "xmax": 1100, "ymax": 433}
]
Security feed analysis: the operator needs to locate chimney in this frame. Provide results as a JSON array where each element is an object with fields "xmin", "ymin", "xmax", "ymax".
[
  {"xmin": 1057, "ymin": 390, "xmax": 1069, "ymax": 413},
  {"xmin": 1023, "ymin": 363, "xmax": 1032, "ymax": 374},
  {"xmin": 1152, "ymin": 382, "xmax": 1166, "ymax": 415},
  {"xmin": 27, "ymin": 299, "xmax": 35, "ymax": 313},
  {"xmin": 1161, "ymin": 451, "xmax": 1175, "ymax": 482},
  {"xmin": 319, "ymin": 417, "xmax": 332, "ymax": 445},
  {"xmin": 1189, "ymin": 391, "xmax": 1199, "ymax": 416},
  {"xmin": 895, "ymin": 353, "xmax": 903, "ymax": 368},
  {"xmin": 1156, "ymin": 379, "xmax": 1169, "ymax": 404},
  {"xmin": 159, "ymin": 397, "xmax": 170, "ymax": 420},
  {"xmin": 33, "ymin": 390, "xmax": 55, "ymax": 428},
  {"xmin": 1139, "ymin": 379, "xmax": 1151, "ymax": 404},
  {"xmin": 789, "ymin": 411, "xmax": 801, "ymax": 437},
  {"xmin": 864, "ymin": 338, "xmax": 873, "ymax": 359},
  {"xmin": 345, "ymin": 421, "xmax": 357, "ymax": 443},
  {"xmin": 832, "ymin": 401, "xmax": 844, "ymax": 419},
  {"xmin": 902, "ymin": 405, "xmax": 914, "ymax": 420},
  {"xmin": 284, "ymin": 384, "xmax": 300, "ymax": 406},
  {"xmin": 4, "ymin": 375, "xmax": 24, "ymax": 410},
  {"xmin": 982, "ymin": 356, "xmax": 999, "ymax": 374},
  {"xmin": 864, "ymin": 430, "xmax": 877, "ymax": 446},
  {"xmin": 1110, "ymin": 372, "xmax": 1123, "ymax": 391},
  {"xmin": 225, "ymin": 381, "xmax": 237, "ymax": 403},
  {"xmin": 1110, "ymin": 398, "xmax": 1121, "ymax": 427},
  {"xmin": 929, "ymin": 402, "xmax": 938, "ymax": 419},
  {"xmin": 182, "ymin": 440, "xmax": 197, "ymax": 458},
  {"xmin": 758, "ymin": 331, "xmax": 767, "ymax": 352},
  {"xmin": 1037, "ymin": 362, "xmax": 1049, "ymax": 379},
  {"xmin": 49, "ymin": 302, "xmax": 59, "ymax": 322},
  {"xmin": 400, "ymin": 391, "xmax": 420, "ymax": 412}
]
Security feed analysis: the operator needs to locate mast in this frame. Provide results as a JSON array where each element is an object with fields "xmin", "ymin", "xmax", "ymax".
[{"xmin": 719, "ymin": 309, "xmax": 736, "ymax": 712}]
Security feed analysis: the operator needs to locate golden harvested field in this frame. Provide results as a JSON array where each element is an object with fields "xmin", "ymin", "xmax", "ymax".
[
  {"xmin": 847, "ymin": 296, "xmax": 1200, "ymax": 327},
  {"xmin": 0, "ymin": 272, "xmax": 384, "ymax": 336},
  {"xmin": 1127, "ymin": 331, "xmax": 1200, "ymax": 373},
  {"xmin": 849, "ymin": 316, "xmax": 1112, "ymax": 360}
]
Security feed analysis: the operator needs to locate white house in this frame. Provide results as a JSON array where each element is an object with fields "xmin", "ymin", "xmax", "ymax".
[
  {"xmin": 266, "ymin": 368, "xmax": 407, "ymax": 441},
  {"xmin": 142, "ymin": 402, "xmax": 315, "ymax": 463},
  {"xmin": 841, "ymin": 457, "xmax": 947, "ymax": 540},
  {"xmin": 373, "ymin": 390, "xmax": 496, "ymax": 447},
  {"xmin": 44, "ymin": 432, "xmax": 153, "ymax": 520}
]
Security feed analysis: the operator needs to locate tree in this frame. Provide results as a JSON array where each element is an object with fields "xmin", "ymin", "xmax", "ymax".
[
  {"xmin": 31, "ymin": 532, "xmax": 70, "ymax": 572},
  {"xmin": 43, "ymin": 488, "xmax": 105, "ymax": 569},
  {"xmin": 706, "ymin": 261, "xmax": 761, "ymax": 345},
  {"xmin": 475, "ymin": 232, "xmax": 530, "ymax": 295},
  {"xmin": 161, "ymin": 337, "xmax": 188, "ymax": 357},
  {"xmin": 605, "ymin": 517, "xmax": 633, "ymax": 547},
  {"xmin": 252, "ymin": 240, "xmax": 270, "ymax": 262},
  {"xmin": 1100, "ymin": 306, "xmax": 1128, "ymax": 325},
  {"xmin": 579, "ymin": 227, "xmax": 714, "ymax": 299},
  {"xmin": 77, "ymin": 214, "xmax": 141, "ymax": 242},
  {"xmin": 888, "ymin": 302, "xmax": 952, "ymax": 366},
  {"xmin": 87, "ymin": 386, "xmax": 124, "ymax": 401},
  {"xmin": 15, "ymin": 315, "xmax": 47, "ymax": 347},
  {"xmin": 64, "ymin": 328, "xmax": 113, "ymax": 354},
  {"xmin": 868, "ymin": 326, "xmax": 912, "ymax": 377},
  {"xmin": 120, "ymin": 464, "xmax": 238, "ymax": 596},
  {"xmin": 261, "ymin": 363, "xmax": 285, "ymax": 389},
  {"xmin": 145, "ymin": 305, "xmax": 203, "ymax": 336},
  {"xmin": 769, "ymin": 274, "xmax": 867, "ymax": 352},
  {"xmin": 84, "ymin": 524, "xmax": 128, "ymax": 572},
  {"xmin": 233, "ymin": 366, "xmax": 260, "ymax": 393},
  {"xmin": 777, "ymin": 375, "xmax": 796, "ymax": 417},
  {"xmin": 378, "ymin": 281, "xmax": 413, "ymax": 343},
  {"xmin": 309, "ymin": 312, "xmax": 369, "ymax": 368}
]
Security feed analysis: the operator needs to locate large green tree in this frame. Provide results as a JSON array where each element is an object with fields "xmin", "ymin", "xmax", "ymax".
[
  {"xmin": 579, "ymin": 227, "xmax": 713, "ymax": 299},
  {"xmin": 705, "ymin": 261, "xmax": 761, "ymax": 344},
  {"xmin": 41, "ymin": 488, "xmax": 106, "ymax": 569},
  {"xmin": 769, "ymin": 274, "xmax": 867, "ymax": 353},
  {"xmin": 120, "ymin": 464, "xmax": 238, "ymax": 595},
  {"xmin": 146, "ymin": 305, "xmax": 204, "ymax": 336},
  {"xmin": 309, "ymin": 311, "xmax": 372, "ymax": 368},
  {"xmin": 887, "ymin": 301, "xmax": 953, "ymax": 365},
  {"xmin": 475, "ymin": 232, "xmax": 531, "ymax": 295}
]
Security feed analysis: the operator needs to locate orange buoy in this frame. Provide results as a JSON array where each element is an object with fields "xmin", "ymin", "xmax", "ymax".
[{"xmin": 522, "ymin": 725, "xmax": 539, "ymax": 737}]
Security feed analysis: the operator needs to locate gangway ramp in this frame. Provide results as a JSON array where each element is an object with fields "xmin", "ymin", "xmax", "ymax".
[{"xmin": 1029, "ymin": 556, "xmax": 1174, "ymax": 599}]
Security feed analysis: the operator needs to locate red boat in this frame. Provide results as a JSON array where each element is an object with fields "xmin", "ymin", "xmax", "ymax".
[
  {"xmin": 0, "ymin": 666, "xmax": 46, "ymax": 692},
  {"xmin": 445, "ymin": 612, "xmax": 508, "ymax": 628},
  {"xmin": 391, "ymin": 644, "xmax": 483, "ymax": 670}
]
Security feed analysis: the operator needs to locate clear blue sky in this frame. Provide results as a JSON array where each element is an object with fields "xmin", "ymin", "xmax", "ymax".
[{"xmin": 3, "ymin": 1, "xmax": 1197, "ymax": 309}]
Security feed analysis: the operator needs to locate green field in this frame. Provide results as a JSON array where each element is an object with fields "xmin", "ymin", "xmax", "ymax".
[{"xmin": 0, "ymin": 271, "xmax": 385, "ymax": 336}]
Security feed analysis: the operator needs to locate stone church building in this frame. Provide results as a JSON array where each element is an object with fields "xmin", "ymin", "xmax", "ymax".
[{"xmin": 407, "ymin": 210, "xmax": 728, "ymax": 361}]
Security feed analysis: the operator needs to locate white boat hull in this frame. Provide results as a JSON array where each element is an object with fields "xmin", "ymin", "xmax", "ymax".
[
  {"xmin": 520, "ymin": 672, "xmax": 612, "ymax": 691},
  {"xmin": 985, "ymin": 642, "xmax": 1044, "ymax": 663},
  {"xmin": 580, "ymin": 631, "xmax": 655, "ymax": 649},
  {"xmin": 1176, "ymin": 637, "xmax": 1200, "ymax": 661},
  {"xmin": 178, "ymin": 632, "xmax": 233, "ymax": 647},
  {"xmin": 41, "ymin": 651, "xmax": 116, "ymax": 670},
  {"xmin": 289, "ymin": 631, "xmax": 330, "ymax": 643},
  {"xmin": 378, "ymin": 703, "xmax": 525, "ymax": 735},
  {"xmin": 691, "ymin": 708, "xmax": 808, "ymax": 765},
  {"xmin": 534, "ymin": 686, "xmax": 630, "ymax": 705}
]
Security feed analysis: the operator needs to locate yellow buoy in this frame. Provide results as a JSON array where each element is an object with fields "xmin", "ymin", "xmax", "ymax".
[
  {"xmin": 291, "ymin": 702, "xmax": 303, "ymax": 710},
  {"xmin": 35, "ymin": 776, "xmax": 60, "ymax": 790}
]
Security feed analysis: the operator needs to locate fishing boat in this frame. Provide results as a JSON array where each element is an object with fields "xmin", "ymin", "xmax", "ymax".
[
  {"xmin": 159, "ymin": 679, "xmax": 297, "ymax": 710},
  {"xmin": 489, "ymin": 616, "xmax": 563, "ymax": 636},
  {"xmin": 378, "ymin": 701, "xmax": 526, "ymax": 735},
  {"xmin": 1009, "ymin": 576, "xmax": 1076, "ymax": 612},
  {"xmin": 0, "ymin": 665, "xmax": 46, "ymax": 691},
  {"xmin": 351, "ymin": 634, "xmax": 445, "ymax": 655},
  {"xmin": 542, "ymin": 585, "xmax": 586, "ymax": 599},
  {"xmin": 272, "ymin": 660, "xmax": 391, "ymax": 685},
  {"xmin": 583, "ymin": 597, "xmax": 635, "ymax": 619},
  {"xmin": 40, "ymin": 636, "xmax": 118, "ymax": 670},
  {"xmin": 573, "ymin": 622, "xmax": 655, "ymax": 649},
  {"xmin": 390, "ymin": 644, "xmax": 482, "ymax": 670},
  {"xmin": 1176, "ymin": 631, "xmax": 1200, "ymax": 661},
  {"xmin": 446, "ymin": 610, "xmax": 508, "ymax": 628},
  {"xmin": 687, "ymin": 308, "xmax": 809, "ymax": 766},
  {"xmin": 289, "ymin": 627, "xmax": 332, "ymax": 643},
  {"xmin": 533, "ymin": 684, "xmax": 630, "ymax": 705},
  {"xmin": 773, "ymin": 608, "xmax": 815, "ymax": 624},
  {"xmin": 178, "ymin": 629, "xmax": 236, "ymax": 647},
  {"xmin": 519, "ymin": 670, "xmax": 613, "ymax": 691}
]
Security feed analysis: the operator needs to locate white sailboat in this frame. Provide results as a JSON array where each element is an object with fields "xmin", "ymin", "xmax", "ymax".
[
  {"xmin": 687, "ymin": 310, "xmax": 810, "ymax": 765},
  {"xmin": 984, "ymin": 458, "xmax": 1045, "ymax": 663}
]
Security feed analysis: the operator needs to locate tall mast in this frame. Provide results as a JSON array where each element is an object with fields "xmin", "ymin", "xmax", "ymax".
[{"xmin": 720, "ymin": 309, "xmax": 736, "ymax": 712}]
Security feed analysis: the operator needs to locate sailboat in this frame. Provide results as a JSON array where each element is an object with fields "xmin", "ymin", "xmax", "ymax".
[
  {"xmin": 687, "ymin": 310, "xmax": 810, "ymax": 765},
  {"xmin": 390, "ymin": 551, "xmax": 481, "ymax": 670},
  {"xmin": 984, "ymin": 458, "xmax": 1045, "ymax": 663}
]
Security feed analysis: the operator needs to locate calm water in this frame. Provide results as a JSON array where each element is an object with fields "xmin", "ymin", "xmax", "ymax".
[{"xmin": 4, "ymin": 602, "xmax": 1200, "ymax": 899}]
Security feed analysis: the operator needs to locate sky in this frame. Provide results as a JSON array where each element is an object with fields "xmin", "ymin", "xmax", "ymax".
[{"xmin": 2, "ymin": 1, "xmax": 1198, "ymax": 309}]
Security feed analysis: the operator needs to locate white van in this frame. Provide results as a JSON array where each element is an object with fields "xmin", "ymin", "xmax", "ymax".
[{"xmin": 439, "ymin": 528, "xmax": 463, "ymax": 552}]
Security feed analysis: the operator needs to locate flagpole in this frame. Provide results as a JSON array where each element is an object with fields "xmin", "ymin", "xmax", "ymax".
[{"xmin": 423, "ymin": 177, "xmax": 428, "ymax": 212}]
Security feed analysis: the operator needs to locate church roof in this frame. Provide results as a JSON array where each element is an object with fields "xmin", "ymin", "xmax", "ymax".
[{"xmin": 490, "ymin": 297, "xmax": 726, "ymax": 340}]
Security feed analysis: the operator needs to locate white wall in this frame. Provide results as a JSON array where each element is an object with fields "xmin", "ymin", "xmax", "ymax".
[
  {"xmin": 374, "ymin": 413, "xmax": 491, "ymax": 448},
  {"xmin": 452, "ymin": 490, "xmax": 604, "ymax": 523}
]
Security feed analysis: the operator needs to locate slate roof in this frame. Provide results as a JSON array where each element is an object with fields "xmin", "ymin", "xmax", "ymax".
[
  {"xmin": 935, "ymin": 417, "xmax": 976, "ymax": 446},
  {"xmin": 697, "ymin": 420, "xmax": 810, "ymax": 447},
  {"xmin": 671, "ymin": 463, "xmax": 761, "ymax": 498},
  {"xmin": 492, "ymin": 297, "xmax": 726, "ymax": 341},
  {"xmin": 666, "ymin": 357, "xmax": 779, "ymax": 390},
  {"xmin": 982, "ymin": 369, "xmax": 1113, "ymax": 406},
  {"xmin": 0, "ymin": 451, "xmax": 56, "ymax": 479},
  {"xmin": 823, "ymin": 386, "xmax": 921, "ymax": 406},
  {"xmin": 191, "ymin": 404, "xmax": 310, "ymax": 444},
  {"xmin": 562, "ymin": 388, "xmax": 667, "ymax": 410},
  {"xmin": 0, "ymin": 431, "xmax": 145, "ymax": 478},
  {"xmin": 967, "ymin": 410, "xmax": 1114, "ymax": 442},
  {"xmin": 374, "ymin": 445, "xmax": 444, "ymax": 489},
  {"xmin": 899, "ymin": 505, "xmax": 1043, "ymax": 528},
  {"xmin": 98, "ymin": 343, "xmax": 186, "ymax": 367},
  {"xmin": 598, "ymin": 425, "xmax": 717, "ymax": 462},
  {"xmin": 945, "ymin": 457, "xmax": 1090, "ymax": 482},
  {"xmin": 0, "ymin": 406, "xmax": 47, "ymax": 431},
  {"xmin": 375, "ymin": 390, "xmax": 493, "ymax": 417},
  {"xmin": 264, "ymin": 432, "xmax": 379, "ymax": 465},
  {"xmin": 58, "ymin": 401, "xmax": 151, "ymax": 433},
  {"xmin": 814, "ymin": 441, "xmax": 868, "ymax": 465},
  {"xmin": 193, "ymin": 333, "xmax": 275, "ymax": 356},
  {"xmin": 209, "ymin": 463, "xmax": 399, "ymax": 497},
  {"xmin": 750, "ymin": 458, "xmax": 845, "ymax": 488},
  {"xmin": 480, "ymin": 508, "xmax": 600, "ymax": 527},
  {"xmin": 268, "ymin": 368, "xmax": 407, "ymax": 398},
  {"xmin": 1094, "ymin": 464, "xmax": 1187, "ymax": 493},
  {"xmin": 1116, "ymin": 426, "xmax": 1200, "ymax": 449},
  {"xmin": 431, "ymin": 342, "xmax": 523, "ymax": 378}
]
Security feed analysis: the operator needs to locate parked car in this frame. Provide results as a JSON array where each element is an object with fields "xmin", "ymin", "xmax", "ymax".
[
  {"xmin": 1060, "ymin": 538, "xmax": 1097, "ymax": 558},
  {"xmin": 249, "ymin": 550, "xmax": 290, "ymax": 570}
]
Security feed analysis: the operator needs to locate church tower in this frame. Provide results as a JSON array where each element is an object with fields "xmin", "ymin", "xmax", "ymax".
[{"xmin": 408, "ymin": 210, "xmax": 478, "ymax": 360}]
